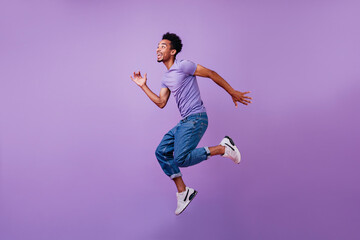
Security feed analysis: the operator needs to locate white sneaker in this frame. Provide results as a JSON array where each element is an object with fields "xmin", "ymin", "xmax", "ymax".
[
  {"xmin": 175, "ymin": 187, "xmax": 197, "ymax": 215},
  {"xmin": 220, "ymin": 136, "xmax": 241, "ymax": 164}
]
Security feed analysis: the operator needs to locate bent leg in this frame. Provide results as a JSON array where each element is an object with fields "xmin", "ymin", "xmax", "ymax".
[
  {"xmin": 155, "ymin": 126, "xmax": 182, "ymax": 179},
  {"xmin": 174, "ymin": 116, "xmax": 209, "ymax": 167}
]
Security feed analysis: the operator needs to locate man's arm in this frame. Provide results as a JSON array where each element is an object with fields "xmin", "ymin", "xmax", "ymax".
[
  {"xmin": 130, "ymin": 71, "xmax": 170, "ymax": 109},
  {"xmin": 194, "ymin": 64, "xmax": 252, "ymax": 107}
]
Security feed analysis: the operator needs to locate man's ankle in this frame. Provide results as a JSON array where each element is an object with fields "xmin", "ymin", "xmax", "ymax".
[
  {"xmin": 177, "ymin": 187, "xmax": 186, "ymax": 193},
  {"xmin": 209, "ymin": 145, "xmax": 225, "ymax": 156}
]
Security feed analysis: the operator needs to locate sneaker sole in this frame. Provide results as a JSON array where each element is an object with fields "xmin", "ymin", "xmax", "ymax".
[
  {"xmin": 175, "ymin": 190, "xmax": 198, "ymax": 215},
  {"xmin": 225, "ymin": 136, "xmax": 241, "ymax": 164}
]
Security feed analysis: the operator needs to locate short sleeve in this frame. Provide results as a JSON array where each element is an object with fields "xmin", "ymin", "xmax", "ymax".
[
  {"xmin": 161, "ymin": 82, "xmax": 167, "ymax": 88},
  {"xmin": 179, "ymin": 60, "xmax": 197, "ymax": 76}
]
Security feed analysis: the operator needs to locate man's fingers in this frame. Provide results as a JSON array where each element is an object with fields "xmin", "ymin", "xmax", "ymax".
[
  {"xmin": 243, "ymin": 91, "xmax": 251, "ymax": 94},
  {"xmin": 233, "ymin": 99, "xmax": 238, "ymax": 108},
  {"xmin": 235, "ymin": 97, "xmax": 251, "ymax": 103},
  {"xmin": 237, "ymin": 98, "xmax": 249, "ymax": 105},
  {"xmin": 244, "ymin": 96, "xmax": 253, "ymax": 100},
  {"xmin": 243, "ymin": 99, "xmax": 251, "ymax": 105}
]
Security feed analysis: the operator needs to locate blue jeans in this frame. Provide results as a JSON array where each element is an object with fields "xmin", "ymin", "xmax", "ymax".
[{"xmin": 155, "ymin": 112, "xmax": 210, "ymax": 179}]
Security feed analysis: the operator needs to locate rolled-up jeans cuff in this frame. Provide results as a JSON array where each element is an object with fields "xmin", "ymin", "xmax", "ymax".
[
  {"xmin": 204, "ymin": 147, "xmax": 211, "ymax": 159},
  {"xmin": 170, "ymin": 172, "xmax": 183, "ymax": 179}
]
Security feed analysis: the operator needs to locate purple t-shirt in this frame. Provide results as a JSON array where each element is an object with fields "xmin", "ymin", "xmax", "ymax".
[{"xmin": 161, "ymin": 59, "xmax": 206, "ymax": 118}]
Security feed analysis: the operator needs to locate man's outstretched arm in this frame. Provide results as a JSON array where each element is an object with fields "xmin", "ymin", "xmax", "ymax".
[
  {"xmin": 194, "ymin": 64, "xmax": 252, "ymax": 107},
  {"xmin": 130, "ymin": 71, "xmax": 170, "ymax": 109}
]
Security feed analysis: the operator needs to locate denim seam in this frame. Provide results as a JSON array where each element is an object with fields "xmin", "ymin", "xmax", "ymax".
[
  {"xmin": 170, "ymin": 172, "xmax": 182, "ymax": 179},
  {"xmin": 204, "ymin": 146, "xmax": 211, "ymax": 159}
]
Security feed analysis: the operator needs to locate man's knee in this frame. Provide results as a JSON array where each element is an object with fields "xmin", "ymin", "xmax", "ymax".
[
  {"xmin": 156, "ymin": 145, "xmax": 171, "ymax": 162},
  {"xmin": 155, "ymin": 146, "xmax": 162, "ymax": 160}
]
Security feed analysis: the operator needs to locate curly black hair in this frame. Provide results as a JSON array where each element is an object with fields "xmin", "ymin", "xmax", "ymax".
[{"xmin": 162, "ymin": 32, "xmax": 183, "ymax": 58}]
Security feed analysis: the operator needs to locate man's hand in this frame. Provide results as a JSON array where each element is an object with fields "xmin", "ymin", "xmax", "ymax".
[
  {"xmin": 130, "ymin": 71, "xmax": 147, "ymax": 87},
  {"xmin": 130, "ymin": 70, "xmax": 170, "ymax": 109},
  {"xmin": 231, "ymin": 90, "xmax": 252, "ymax": 107}
]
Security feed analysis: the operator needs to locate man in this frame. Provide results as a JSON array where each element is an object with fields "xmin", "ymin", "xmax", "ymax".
[{"xmin": 131, "ymin": 32, "xmax": 252, "ymax": 215}]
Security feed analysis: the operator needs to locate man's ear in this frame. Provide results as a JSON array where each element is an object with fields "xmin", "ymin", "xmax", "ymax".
[{"xmin": 170, "ymin": 49, "xmax": 177, "ymax": 56}]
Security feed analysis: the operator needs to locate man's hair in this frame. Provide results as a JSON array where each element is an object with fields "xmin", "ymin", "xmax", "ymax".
[{"xmin": 162, "ymin": 32, "xmax": 183, "ymax": 58}]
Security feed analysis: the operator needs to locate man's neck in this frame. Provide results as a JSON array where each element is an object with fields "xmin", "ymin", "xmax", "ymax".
[{"xmin": 163, "ymin": 58, "xmax": 175, "ymax": 70}]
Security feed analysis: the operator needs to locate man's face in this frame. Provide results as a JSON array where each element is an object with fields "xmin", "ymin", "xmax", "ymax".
[{"xmin": 157, "ymin": 39, "xmax": 176, "ymax": 62}]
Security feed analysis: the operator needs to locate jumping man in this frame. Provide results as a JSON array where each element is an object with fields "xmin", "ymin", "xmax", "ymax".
[{"xmin": 131, "ymin": 32, "xmax": 252, "ymax": 215}]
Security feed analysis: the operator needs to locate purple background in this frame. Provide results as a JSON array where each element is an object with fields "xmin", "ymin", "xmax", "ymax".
[{"xmin": 1, "ymin": 0, "xmax": 359, "ymax": 239}]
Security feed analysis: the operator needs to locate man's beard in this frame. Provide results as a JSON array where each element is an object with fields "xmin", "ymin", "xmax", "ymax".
[{"xmin": 157, "ymin": 59, "xmax": 163, "ymax": 63}]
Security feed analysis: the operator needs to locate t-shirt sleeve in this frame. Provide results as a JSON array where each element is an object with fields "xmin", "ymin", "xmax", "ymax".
[
  {"xmin": 161, "ymin": 77, "xmax": 167, "ymax": 88},
  {"xmin": 161, "ymin": 82, "xmax": 167, "ymax": 88},
  {"xmin": 179, "ymin": 60, "xmax": 197, "ymax": 76}
]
